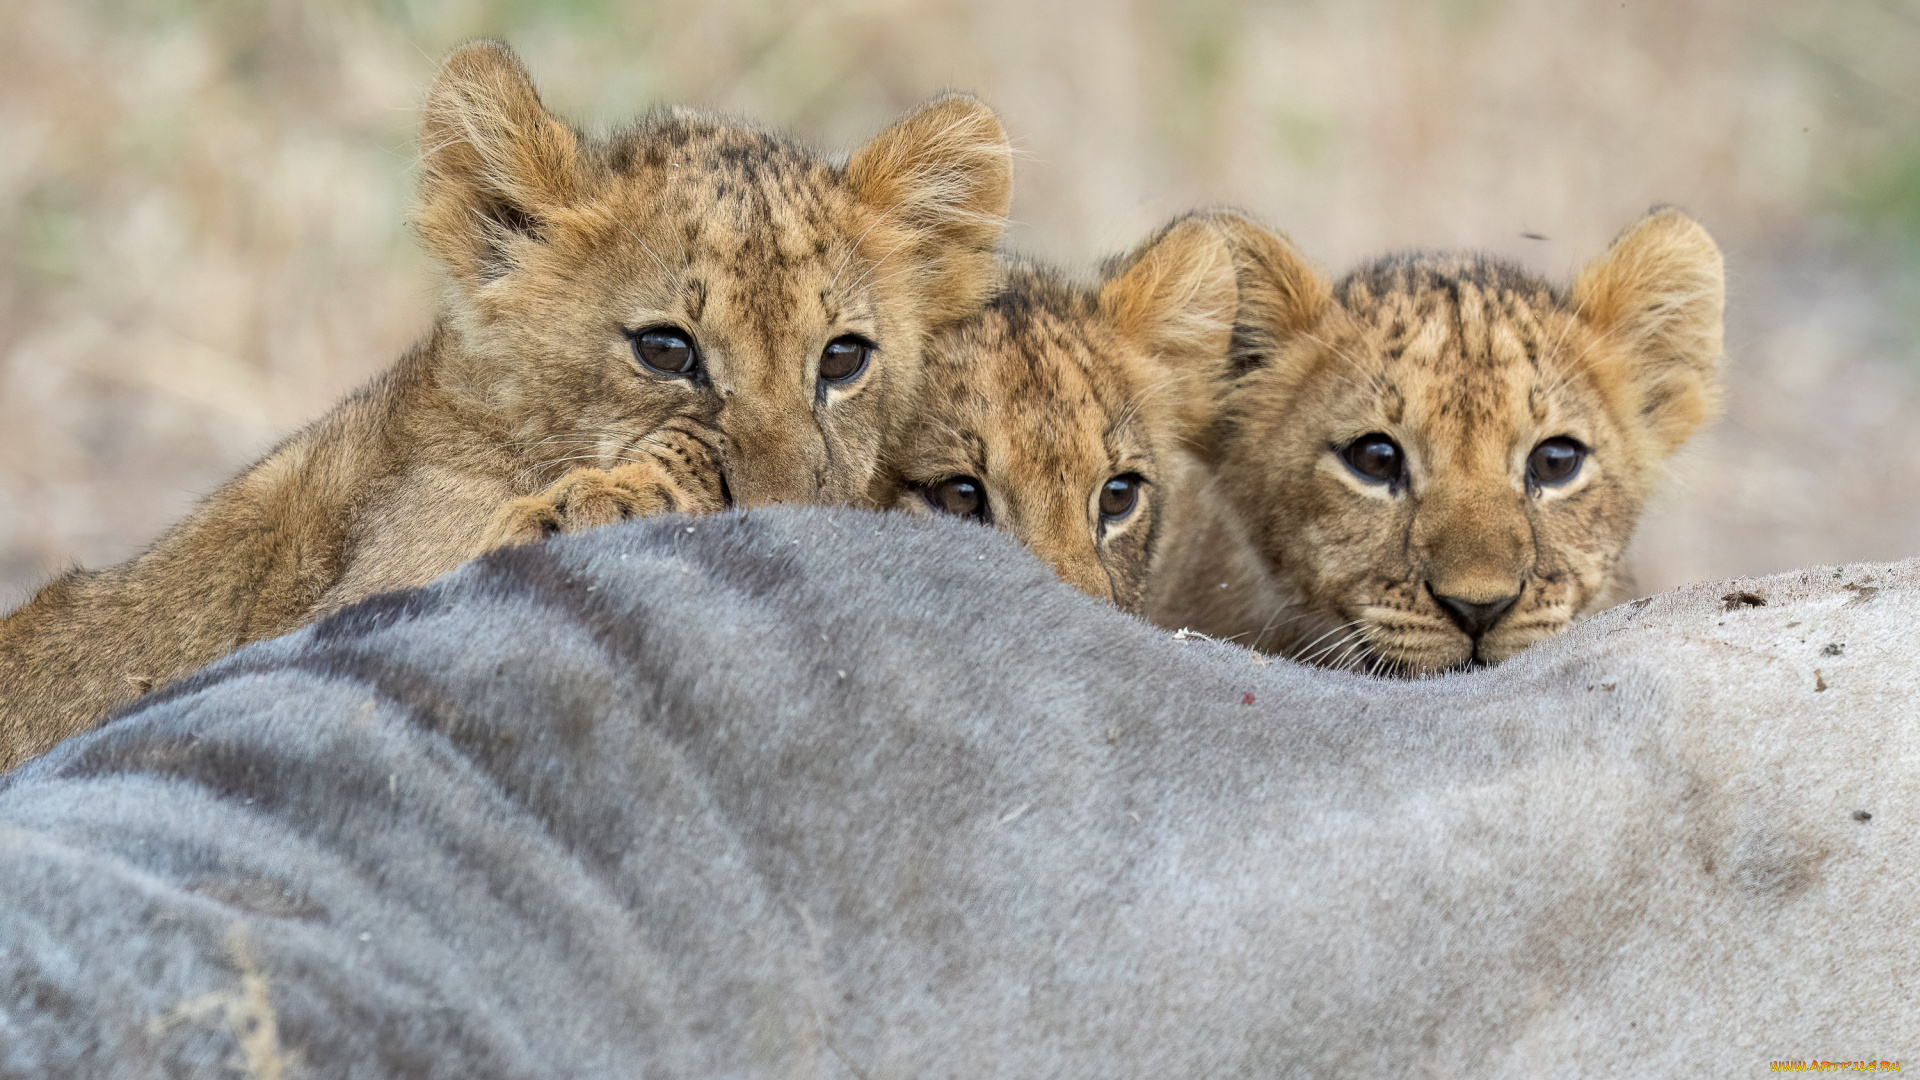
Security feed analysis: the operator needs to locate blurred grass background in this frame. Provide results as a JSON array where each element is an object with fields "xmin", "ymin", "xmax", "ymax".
[{"xmin": 3, "ymin": 0, "xmax": 1918, "ymax": 603}]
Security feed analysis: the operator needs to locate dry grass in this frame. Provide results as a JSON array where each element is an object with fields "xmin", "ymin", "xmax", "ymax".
[{"xmin": 3, "ymin": 0, "xmax": 1918, "ymax": 604}]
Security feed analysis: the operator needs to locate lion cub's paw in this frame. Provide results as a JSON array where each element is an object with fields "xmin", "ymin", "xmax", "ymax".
[{"xmin": 487, "ymin": 454, "xmax": 725, "ymax": 549}]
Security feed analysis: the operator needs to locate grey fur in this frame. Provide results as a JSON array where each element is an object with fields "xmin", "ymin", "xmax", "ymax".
[{"xmin": 1, "ymin": 507, "xmax": 1914, "ymax": 1077}]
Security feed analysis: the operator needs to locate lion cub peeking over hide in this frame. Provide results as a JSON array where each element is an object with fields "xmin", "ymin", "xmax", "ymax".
[
  {"xmin": 875, "ymin": 215, "xmax": 1238, "ymax": 613},
  {"xmin": 0, "ymin": 41, "xmax": 1012, "ymax": 769},
  {"xmin": 1150, "ymin": 208, "xmax": 1725, "ymax": 675}
]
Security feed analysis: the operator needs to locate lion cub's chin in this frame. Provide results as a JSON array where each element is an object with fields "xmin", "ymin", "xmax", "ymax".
[{"xmin": 1357, "ymin": 613, "xmax": 1574, "ymax": 677}]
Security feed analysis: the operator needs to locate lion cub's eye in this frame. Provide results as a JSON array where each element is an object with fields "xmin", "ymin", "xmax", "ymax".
[
  {"xmin": 921, "ymin": 476, "xmax": 988, "ymax": 522},
  {"xmin": 819, "ymin": 335, "xmax": 874, "ymax": 384},
  {"xmin": 630, "ymin": 326, "xmax": 699, "ymax": 377},
  {"xmin": 1099, "ymin": 474, "xmax": 1143, "ymax": 523},
  {"xmin": 1527, "ymin": 437, "xmax": 1586, "ymax": 488},
  {"xmin": 1339, "ymin": 433, "xmax": 1404, "ymax": 486}
]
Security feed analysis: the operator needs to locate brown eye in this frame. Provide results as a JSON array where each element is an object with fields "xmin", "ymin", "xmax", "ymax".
[
  {"xmin": 1527, "ymin": 437, "xmax": 1586, "ymax": 487},
  {"xmin": 630, "ymin": 326, "xmax": 698, "ymax": 377},
  {"xmin": 922, "ymin": 476, "xmax": 987, "ymax": 521},
  {"xmin": 1339, "ymin": 433, "xmax": 1404, "ymax": 486},
  {"xmin": 1099, "ymin": 474, "xmax": 1142, "ymax": 522},
  {"xmin": 819, "ymin": 335, "xmax": 873, "ymax": 383}
]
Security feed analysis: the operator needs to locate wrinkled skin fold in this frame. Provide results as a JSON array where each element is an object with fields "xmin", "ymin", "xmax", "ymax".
[{"xmin": 1, "ymin": 509, "xmax": 1914, "ymax": 1077}]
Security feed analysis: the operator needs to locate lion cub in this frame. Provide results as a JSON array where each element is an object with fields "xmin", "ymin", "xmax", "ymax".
[
  {"xmin": 0, "ymin": 42, "xmax": 1011, "ymax": 768},
  {"xmin": 875, "ymin": 215, "xmax": 1238, "ymax": 613},
  {"xmin": 1151, "ymin": 209, "xmax": 1725, "ymax": 675}
]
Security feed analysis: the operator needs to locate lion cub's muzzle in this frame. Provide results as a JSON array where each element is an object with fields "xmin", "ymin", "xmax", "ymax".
[
  {"xmin": 1352, "ymin": 576, "xmax": 1541, "ymax": 677},
  {"xmin": 715, "ymin": 412, "xmax": 833, "ymax": 509},
  {"xmin": 1427, "ymin": 582, "xmax": 1522, "ymax": 640}
]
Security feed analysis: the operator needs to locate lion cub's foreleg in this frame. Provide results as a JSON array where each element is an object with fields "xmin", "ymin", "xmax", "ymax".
[{"xmin": 486, "ymin": 430, "xmax": 727, "ymax": 548}]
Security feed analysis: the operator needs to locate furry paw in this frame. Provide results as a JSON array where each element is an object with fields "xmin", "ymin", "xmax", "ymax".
[{"xmin": 487, "ymin": 439, "xmax": 725, "ymax": 548}]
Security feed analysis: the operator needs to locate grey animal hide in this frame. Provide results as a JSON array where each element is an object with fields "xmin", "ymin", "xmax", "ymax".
[{"xmin": 1, "ymin": 508, "xmax": 1914, "ymax": 1078}]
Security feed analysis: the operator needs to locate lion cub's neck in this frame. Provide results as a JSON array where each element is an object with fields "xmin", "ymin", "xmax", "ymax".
[{"xmin": 1143, "ymin": 457, "xmax": 1295, "ymax": 649}]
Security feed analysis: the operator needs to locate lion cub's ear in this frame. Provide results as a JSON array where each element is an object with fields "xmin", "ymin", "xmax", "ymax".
[
  {"xmin": 846, "ymin": 95, "xmax": 1013, "ymax": 327},
  {"xmin": 415, "ymin": 41, "xmax": 583, "ymax": 288},
  {"xmin": 1572, "ymin": 207, "xmax": 1726, "ymax": 457},
  {"xmin": 1097, "ymin": 215, "xmax": 1240, "ymax": 451},
  {"xmin": 1200, "ymin": 210, "xmax": 1330, "ymax": 378}
]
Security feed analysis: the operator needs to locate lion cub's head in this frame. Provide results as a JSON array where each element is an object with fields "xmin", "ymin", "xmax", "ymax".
[
  {"xmin": 414, "ymin": 42, "xmax": 1011, "ymax": 507},
  {"xmin": 876, "ymin": 216, "xmax": 1237, "ymax": 612},
  {"xmin": 1217, "ymin": 209, "xmax": 1725, "ymax": 673}
]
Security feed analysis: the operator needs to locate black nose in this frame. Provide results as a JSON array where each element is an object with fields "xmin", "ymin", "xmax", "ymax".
[{"xmin": 1430, "ymin": 586, "xmax": 1521, "ymax": 638}]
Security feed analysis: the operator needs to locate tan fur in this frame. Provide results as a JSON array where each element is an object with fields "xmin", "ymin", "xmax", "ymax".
[
  {"xmin": 0, "ymin": 41, "xmax": 1012, "ymax": 769},
  {"xmin": 1151, "ymin": 208, "xmax": 1725, "ymax": 674},
  {"xmin": 874, "ymin": 215, "xmax": 1237, "ymax": 612}
]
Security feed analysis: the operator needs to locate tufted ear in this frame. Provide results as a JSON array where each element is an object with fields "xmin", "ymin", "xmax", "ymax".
[
  {"xmin": 414, "ymin": 41, "xmax": 583, "ymax": 288},
  {"xmin": 1572, "ymin": 207, "xmax": 1726, "ymax": 457},
  {"xmin": 1098, "ymin": 215, "xmax": 1240, "ymax": 451},
  {"xmin": 845, "ymin": 94, "xmax": 1013, "ymax": 327},
  {"xmin": 1199, "ymin": 209, "xmax": 1331, "ymax": 377}
]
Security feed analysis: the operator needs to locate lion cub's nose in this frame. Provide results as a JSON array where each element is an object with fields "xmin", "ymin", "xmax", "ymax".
[{"xmin": 1429, "ymin": 587, "xmax": 1521, "ymax": 638}]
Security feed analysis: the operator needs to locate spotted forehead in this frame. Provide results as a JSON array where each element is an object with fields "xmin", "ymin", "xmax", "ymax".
[
  {"xmin": 601, "ymin": 117, "xmax": 878, "ymax": 341},
  {"xmin": 922, "ymin": 281, "xmax": 1149, "ymax": 480},
  {"xmin": 964, "ymin": 281, "xmax": 1141, "ymax": 419},
  {"xmin": 1331, "ymin": 254, "xmax": 1578, "ymax": 427},
  {"xmin": 607, "ymin": 115, "xmax": 852, "ymax": 265},
  {"xmin": 607, "ymin": 113, "xmax": 839, "ymax": 194}
]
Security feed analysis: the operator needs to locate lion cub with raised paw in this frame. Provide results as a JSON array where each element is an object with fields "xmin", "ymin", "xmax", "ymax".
[
  {"xmin": 875, "ymin": 214, "xmax": 1239, "ymax": 612},
  {"xmin": 1150, "ymin": 208, "xmax": 1725, "ymax": 675},
  {"xmin": 0, "ymin": 41, "xmax": 1012, "ymax": 769}
]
